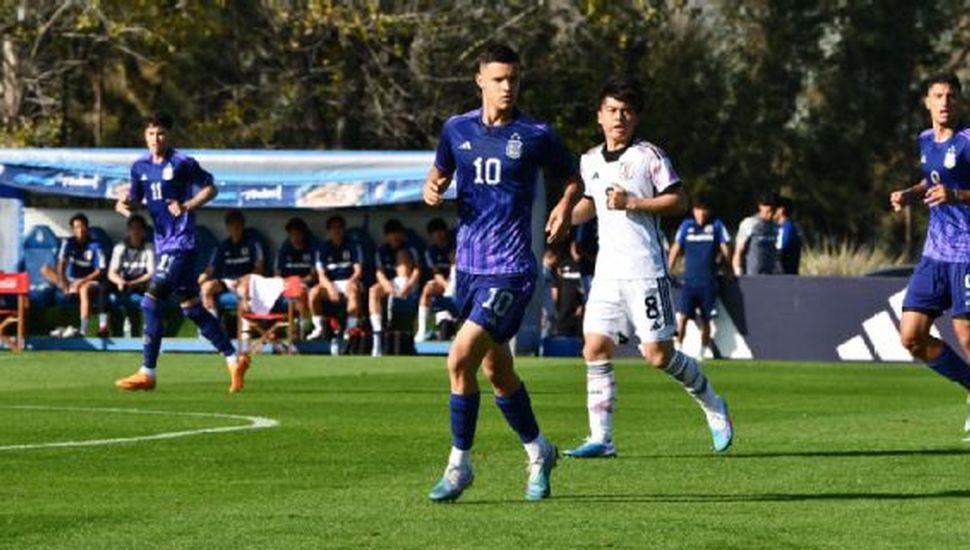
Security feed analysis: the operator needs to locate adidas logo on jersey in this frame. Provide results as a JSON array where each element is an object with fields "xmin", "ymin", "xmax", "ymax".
[
  {"xmin": 591, "ymin": 172, "xmax": 599, "ymax": 179},
  {"xmin": 459, "ymin": 141, "xmax": 472, "ymax": 150}
]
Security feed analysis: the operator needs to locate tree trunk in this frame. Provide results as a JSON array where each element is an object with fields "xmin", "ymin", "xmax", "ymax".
[{"xmin": 1, "ymin": 35, "xmax": 21, "ymax": 127}]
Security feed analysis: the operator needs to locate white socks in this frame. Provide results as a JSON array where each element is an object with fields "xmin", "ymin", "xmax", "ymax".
[
  {"xmin": 586, "ymin": 361, "xmax": 616, "ymax": 443},
  {"xmin": 139, "ymin": 366, "xmax": 156, "ymax": 378},
  {"xmin": 311, "ymin": 315, "xmax": 323, "ymax": 331},
  {"xmin": 417, "ymin": 306, "xmax": 429, "ymax": 337},
  {"xmin": 448, "ymin": 446, "xmax": 471, "ymax": 468},
  {"xmin": 98, "ymin": 313, "xmax": 108, "ymax": 329},
  {"xmin": 370, "ymin": 314, "xmax": 382, "ymax": 333},
  {"xmin": 524, "ymin": 433, "xmax": 549, "ymax": 463}
]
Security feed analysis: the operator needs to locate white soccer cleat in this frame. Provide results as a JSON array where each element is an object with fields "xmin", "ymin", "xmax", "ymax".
[
  {"xmin": 307, "ymin": 326, "xmax": 325, "ymax": 340},
  {"xmin": 525, "ymin": 442, "xmax": 558, "ymax": 501}
]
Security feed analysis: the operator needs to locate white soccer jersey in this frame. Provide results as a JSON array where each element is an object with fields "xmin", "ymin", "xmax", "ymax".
[{"xmin": 580, "ymin": 140, "xmax": 680, "ymax": 280}]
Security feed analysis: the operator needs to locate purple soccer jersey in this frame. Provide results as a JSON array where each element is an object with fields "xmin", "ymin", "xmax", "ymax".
[
  {"xmin": 434, "ymin": 109, "xmax": 575, "ymax": 275},
  {"xmin": 919, "ymin": 127, "xmax": 970, "ymax": 262},
  {"xmin": 129, "ymin": 148, "xmax": 214, "ymax": 255}
]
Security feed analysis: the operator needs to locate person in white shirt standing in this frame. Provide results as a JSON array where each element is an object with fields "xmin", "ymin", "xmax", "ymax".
[{"xmin": 565, "ymin": 76, "xmax": 734, "ymax": 458}]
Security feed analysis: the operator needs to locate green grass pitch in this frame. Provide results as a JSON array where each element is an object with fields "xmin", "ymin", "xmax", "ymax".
[{"xmin": 3, "ymin": 352, "xmax": 970, "ymax": 548}]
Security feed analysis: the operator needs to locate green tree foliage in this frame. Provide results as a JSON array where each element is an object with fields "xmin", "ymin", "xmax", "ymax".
[{"xmin": 1, "ymin": 0, "xmax": 967, "ymax": 254}]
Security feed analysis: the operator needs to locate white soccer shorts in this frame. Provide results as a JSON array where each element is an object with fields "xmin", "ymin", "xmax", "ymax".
[
  {"xmin": 334, "ymin": 279, "xmax": 350, "ymax": 296},
  {"xmin": 583, "ymin": 277, "xmax": 676, "ymax": 344}
]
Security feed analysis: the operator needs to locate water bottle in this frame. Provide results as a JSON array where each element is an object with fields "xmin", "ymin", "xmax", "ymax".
[{"xmin": 123, "ymin": 316, "xmax": 132, "ymax": 338}]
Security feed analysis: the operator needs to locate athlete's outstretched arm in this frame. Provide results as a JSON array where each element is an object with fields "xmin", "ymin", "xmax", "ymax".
[
  {"xmin": 607, "ymin": 184, "xmax": 687, "ymax": 216},
  {"xmin": 546, "ymin": 175, "xmax": 584, "ymax": 243},
  {"xmin": 423, "ymin": 165, "xmax": 452, "ymax": 207},
  {"xmin": 667, "ymin": 241, "xmax": 683, "ymax": 273},
  {"xmin": 719, "ymin": 242, "xmax": 735, "ymax": 279},
  {"xmin": 571, "ymin": 196, "xmax": 596, "ymax": 226},
  {"xmin": 173, "ymin": 185, "xmax": 217, "ymax": 216},
  {"xmin": 890, "ymin": 179, "xmax": 928, "ymax": 211}
]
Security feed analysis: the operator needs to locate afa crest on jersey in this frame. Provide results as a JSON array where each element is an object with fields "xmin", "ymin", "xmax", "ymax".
[
  {"xmin": 162, "ymin": 163, "xmax": 174, "ymax": 180},
  {"xmin": 506, "ymin": 133, "xmax": 522, "ymax": 159},
  {"xmin": 944, "ymin": 146, "xmax": 957, "ymax": 169}
]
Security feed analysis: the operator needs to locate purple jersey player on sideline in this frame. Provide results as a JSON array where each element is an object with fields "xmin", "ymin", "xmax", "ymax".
[
  {"xmin": 114, "ymin": 111, "xmax": 250, "ymax": 393},
  {"xmin": 423, "ymin": 44, "xmax": 582, "ymax": 502},
  {"xmin": 890, "ymin": 72, "xmax": 970, "ymax": 435}
]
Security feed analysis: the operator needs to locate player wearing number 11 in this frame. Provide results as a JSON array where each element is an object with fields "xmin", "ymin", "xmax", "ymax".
[
  {"xmin": 564, "ymin": 77, "xmax": 733, "ymax": 459},
  {"xmin": 113, "ymin": 112, "xmax": 250, "ymax": 393},
  {"xmin": 423, "ymin": 43, "xmax": 583, "ymax": 502}
]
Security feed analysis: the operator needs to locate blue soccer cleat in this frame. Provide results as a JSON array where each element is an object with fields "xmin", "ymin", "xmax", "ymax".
[
  {"xmin": 525, "ymin": 443, "xmax": 558, "ymax": 501},
  {"xmin": 705, "ymin": 397, "xmax": 734, "ymax": 453},
  {"xmin": 564, "ymin": 438, "xmax": 617, "ymax": 459},
  {"xmin": 428, "ymin": 464, "xmax": 474, "ymax": 503}
]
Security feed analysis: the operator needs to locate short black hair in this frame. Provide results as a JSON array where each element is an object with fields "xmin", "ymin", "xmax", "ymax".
[
  {"xmin": 224, "ymin": 209, "xmax": 245, "ymax": 226},
  {"xmin": 127, "ymin": 214, "xmax": 147, "ymax": 229},
  {"xmin": 598, "ymin": 76, "xmax": 645, "ymax": 113},
  {"xmin": 757, "ymin": 192, "xmax": 779, "ymax": 207},
  {"xmin": 692, "ymin": 194, "xmax": 711, "ymax": 209},
  {"xmin": 776, "ymin": 196, "xmax": 795, "ymax": 215},
  {"xmin": 923, "ymin": 72, "xmax": 962, "ymax": 96},
  {"xmin": 384, "ymin": 218, "xmax": 405, "ymax": 235},
  {"xmin": 69, "ymin": 212, "xmax": 89, "ymax": 227},
  {"xmin": 478, "ymin": 43, "xmax": 520, "ymax": 66},
  {"xmin": 144, "ymin": 111, "xmax": 174, "ymax": 129},
  {"xmin": 285, "ymin": 217, "xmax": 308, "ymax": 234},
  {"xmin": 426, "ymin": 217, "xmax": 448, "ymax": 234},
  {"xmin": 326, "ymin": 215, "xmax": 346, "ymax": 230}
]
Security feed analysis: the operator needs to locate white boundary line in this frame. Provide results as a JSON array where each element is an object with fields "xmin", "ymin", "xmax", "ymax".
[{"xmin": 0, "ymin": 405, "xmax": 279, "ymax": 451}]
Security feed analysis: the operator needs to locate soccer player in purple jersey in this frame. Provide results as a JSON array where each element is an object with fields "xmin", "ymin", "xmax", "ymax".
[
  {"xmin": 890, "ymin": 72, "xmax": 970, "ymax": 434},
  {"xmin": 114, "ymin": 112, "xmax": 251, "ymax": 393},
  {"xmin": 423, "ymin": 44, "xmax": 582, "ymax": 502}
]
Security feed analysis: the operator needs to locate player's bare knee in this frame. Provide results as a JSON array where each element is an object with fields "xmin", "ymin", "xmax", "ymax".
[
  {"xmin": 900, "ymin": 330, "xmax": 928, "ymax": 358},
  {"xmin": 642, "ymin": 344, "xmax": 674, "ymax": 369},
  {"xmin": 582, "ymin": 340, "xmax": 611, "ymax": 363}
]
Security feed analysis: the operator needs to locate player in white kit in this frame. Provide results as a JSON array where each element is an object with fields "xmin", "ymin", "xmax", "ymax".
[{"xmin": 565, "ymin": 77, "xmax": 733, "ymax": 458}]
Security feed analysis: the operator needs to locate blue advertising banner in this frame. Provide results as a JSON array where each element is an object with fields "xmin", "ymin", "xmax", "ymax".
[{"xmin": 0, "ymin": 149, "xmax": 449, "ymax": 209}]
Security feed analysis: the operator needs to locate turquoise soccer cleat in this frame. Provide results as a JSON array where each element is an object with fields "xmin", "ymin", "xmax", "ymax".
[
  {"xmin": 705, "ymin": 397, "xmax": 734, "ymax": 453},
  {"xmin": 428, "ymin": 464, "xmax": 474, "ymax": 503},
  {"xmin": 525, "ymin": 443, "xmax": 558, "ymax": 501},
  {"xmin": 564, "ymin": 438, "xmax": 617, "ymax": 458}
]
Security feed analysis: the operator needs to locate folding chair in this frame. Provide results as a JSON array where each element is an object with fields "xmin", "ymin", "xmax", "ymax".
[
  {"xmin": 237, "ymin": 275, "xmax": 303, "ymax": 355},
  {"xmin": 0, "ymin": 272, "xmax": 29, "ymax": 352}
]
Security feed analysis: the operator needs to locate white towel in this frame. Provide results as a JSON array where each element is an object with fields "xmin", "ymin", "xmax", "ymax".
[{"xmin": 248, "ymin": 275, "xmax": 284, "ymax": 314}]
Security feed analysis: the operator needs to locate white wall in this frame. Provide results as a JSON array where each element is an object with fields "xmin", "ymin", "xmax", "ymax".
[{"xmin": 0, "ymin": 198, "xmax": 23, "ymax": 271}]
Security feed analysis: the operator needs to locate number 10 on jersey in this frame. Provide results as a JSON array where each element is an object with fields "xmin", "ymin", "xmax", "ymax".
[{"xmin": 473, "ymin": 157, "xmax": 501, "ymax": 185}]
